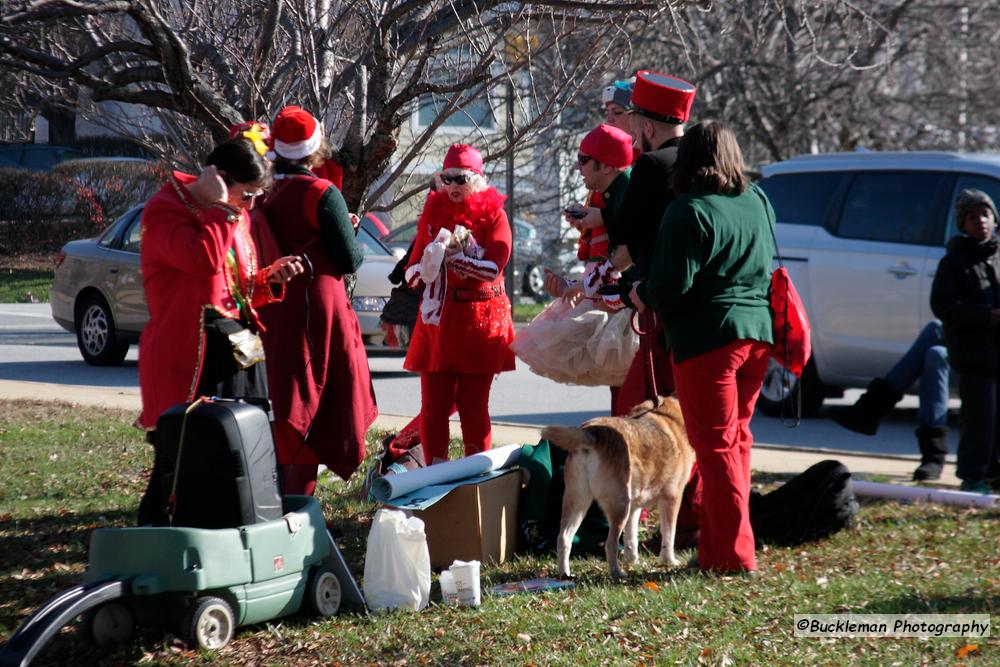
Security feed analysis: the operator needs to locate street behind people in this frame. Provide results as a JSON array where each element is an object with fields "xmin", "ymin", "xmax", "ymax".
[
  {"xmin": 630, "ymin": 120, "xmax": 775, "ymax": 573},
  {"xmin": 403, "ymin": 144, "xmax": 516, "ymax": 464},
  {"xmin": 930, "ymin": 189, "xmax": 1000, "ymax": 494},
  {"xmin": 136, "ymin": 136, "xmax": 304, "ymax": 523},
  {"xmin": 260, "ymin": 105, "xmax": 378, "ymax": 495}
]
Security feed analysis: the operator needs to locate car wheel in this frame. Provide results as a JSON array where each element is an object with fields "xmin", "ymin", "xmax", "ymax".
[
  {"xmin": 522, "ymin": 264, "xmax": 547, "ymax": 303},
  {"xmin": 183, "ymin": 596, "xmax": 234, "ymax": 651},
  {"xmin": 83, "ymin": 601, "xmax": 133, "ymax": 646},
  {"xmin": 76, "ymin": 293, "xmax": 130, "ymax": 366},
  {"xmin": 756, "ymin": 358, "xmax": 826, "ymax": 418},
  {"xmin": 305, "ymin": 566, "xmax": 342, "ymax": 617}
]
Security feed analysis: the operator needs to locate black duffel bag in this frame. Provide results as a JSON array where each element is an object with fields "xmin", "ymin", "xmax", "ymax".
[{"xmin": 750, "ymin": 459, "xmax": 859, "ymax": 547}]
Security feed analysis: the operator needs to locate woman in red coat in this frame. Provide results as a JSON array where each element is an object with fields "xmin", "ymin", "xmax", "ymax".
[
  {"xmin": 137, "ymin": 137, "xmax": 303, "ymax": 523},
  {"xmin": 138, "ymin": 138, "xmax": 303, "ymax": 429},
  {"xmin": 260, "ymin": 106, "xmax": 378, "ymax": 494},
  {"xmin": 404, "ymin": 144, "xmax": 516, "ymax": 464}
]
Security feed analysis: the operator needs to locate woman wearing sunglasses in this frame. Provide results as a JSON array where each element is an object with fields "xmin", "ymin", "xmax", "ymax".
[
  {"xmin": 260, "ymin": 106, "xmax": 378, "ymax": 495},
  {"xmin": 136, "ymin": 136, "xmax": 304, "ymax": 523},
  {"xmin": 403, "ymin": 144, "xmax": 516, "ymax": 464}
]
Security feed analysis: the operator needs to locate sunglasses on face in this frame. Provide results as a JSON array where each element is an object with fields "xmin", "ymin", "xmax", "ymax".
[
  {"xmin": 577, "ymin": 154, "xmax": 593, "ymax": 166},
  {"xmin": 240, "ymin": 188, "xmax": 265, "ymax": 201},
  {"xmin": 441, "ymin": 174, "xmax": 468, "ymax": 186}
]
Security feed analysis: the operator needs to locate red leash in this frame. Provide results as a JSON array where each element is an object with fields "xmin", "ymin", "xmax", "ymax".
[{"xmin": 631, "ymin": 309, "xmax": 659, "ymax": 401}]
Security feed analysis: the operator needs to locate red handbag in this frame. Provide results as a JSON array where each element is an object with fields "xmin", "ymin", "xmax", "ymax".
[
  {"xmin": 770, "ymin": 265, "xmax": 811, "ymax": 377},
  {"xmin": 758, "ymin": 187, "xmax": 812, "ymax": 377}
]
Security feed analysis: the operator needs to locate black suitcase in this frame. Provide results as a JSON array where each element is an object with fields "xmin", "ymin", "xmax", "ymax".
[{"xmin": 143, "ymin": 398, "xmax": 282, "ymax": 529}]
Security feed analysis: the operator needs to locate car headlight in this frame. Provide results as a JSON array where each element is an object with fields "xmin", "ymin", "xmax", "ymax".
[{"xmin": 352, "ymin": 296, "xmax": 388, "ymax": 312}]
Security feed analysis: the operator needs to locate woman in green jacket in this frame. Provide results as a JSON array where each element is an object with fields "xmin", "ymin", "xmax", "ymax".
[{"xmin": 630, "ymin": 120, "xmax": 774, "ymax": 573}]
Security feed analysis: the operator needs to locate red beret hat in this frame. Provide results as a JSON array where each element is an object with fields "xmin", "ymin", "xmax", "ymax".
[
  {"xmin": 631, "ymin": 71, "xmax": 696, "ymax": 124},
  {"xmin": 579, "ymin": 124, "xmax": 633, "ymax": 169},
  {"xmin": 442, "ymin": 144, "xmax": 484, "ymax": 175}
]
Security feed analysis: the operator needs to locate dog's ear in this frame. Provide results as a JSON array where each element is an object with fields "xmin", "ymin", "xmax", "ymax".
[{"xmin": 627, "ymin": 399, "xmax": 655, "ymax": 417}]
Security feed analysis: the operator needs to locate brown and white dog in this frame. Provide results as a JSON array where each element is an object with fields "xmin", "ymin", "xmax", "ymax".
[{"xmin": 541, "ymin": 397, "xmax": 695, "ymax": 579}]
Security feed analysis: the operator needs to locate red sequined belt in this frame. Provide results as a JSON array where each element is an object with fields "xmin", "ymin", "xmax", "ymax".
[{"xmin": 450, "ymin": 285, "xmax": 505, "ymax": 302}]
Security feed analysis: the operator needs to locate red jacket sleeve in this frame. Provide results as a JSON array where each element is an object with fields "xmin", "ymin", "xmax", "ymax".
[{"xmin": 142, "ymin": 195, "xmax": 240, "ymax": 278}]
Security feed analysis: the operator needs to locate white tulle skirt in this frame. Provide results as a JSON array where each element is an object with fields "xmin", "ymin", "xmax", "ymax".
[{"xmin": 510, "ymin": 297, "xmax": 640, "ymax": 387}]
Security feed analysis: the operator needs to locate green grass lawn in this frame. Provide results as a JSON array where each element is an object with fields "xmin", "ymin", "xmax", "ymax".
[
  {"xmin": 512, "ymin": 301, "xmax": 545, "ymax": 323},
  {"xmin": 1, "ymin": 400, "xmax": 997, "ymax": 666},
  {"xmin": 0, "ymin": 268, "xmax": 53, "ymax": 303}
]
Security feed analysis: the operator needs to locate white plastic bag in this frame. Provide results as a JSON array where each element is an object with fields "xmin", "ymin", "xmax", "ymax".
[{"xmin": 363, "ymin": 509, "xmax": 431, "ymax": 611}]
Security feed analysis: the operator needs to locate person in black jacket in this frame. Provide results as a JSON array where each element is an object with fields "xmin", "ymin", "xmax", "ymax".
[{"xmin": 930, "ymin": 189, "xmax": 1000, "ymax": 493}]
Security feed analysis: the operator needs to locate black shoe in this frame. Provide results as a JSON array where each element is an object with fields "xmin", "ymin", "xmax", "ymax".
[
  {"xmin": 912, "ymin": 425, "xmax": 948, "ymax": 481},
  {"xmin": 830, "ymin": 378, "xmax": 902, "ymax": 436},
  {"xmin": 912, "ymin": 461, "xmax": 943, "ymax": 481}
]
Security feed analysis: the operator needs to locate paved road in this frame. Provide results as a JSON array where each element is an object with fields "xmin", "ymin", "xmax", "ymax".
[{"xmin": 0, "ymin": 304, "xmax": 960, "ymax": 461}]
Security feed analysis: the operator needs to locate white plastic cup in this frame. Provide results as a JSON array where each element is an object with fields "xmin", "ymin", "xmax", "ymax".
[
  {"xmin": 439, "ymin": 570, "xmax": 459, "ymax": 605},
  {"xmin": 449, "ymin": 560, "xmax": 481, "ymax": 607}
]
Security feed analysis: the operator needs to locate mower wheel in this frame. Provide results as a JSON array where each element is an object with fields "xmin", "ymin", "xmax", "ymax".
[
  {"xmin": 305, "ymin": 566, "xmax": 342, "ymax": 617},
  {"xmin": 83, "ymin": 601, "xmax": 134, "ymax": 646},
  {"xmin": 183, "ymin": 596, "xmax": 234, "ymax": 651}
]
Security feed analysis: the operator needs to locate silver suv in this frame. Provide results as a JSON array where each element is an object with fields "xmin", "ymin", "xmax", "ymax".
[{"xmin": 756, "ymin": 151, "xmax": 1000, "ymax": 416}]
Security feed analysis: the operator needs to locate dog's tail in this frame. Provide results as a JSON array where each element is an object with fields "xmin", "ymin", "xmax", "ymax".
[{"xmin": 540, "ymin": 425, "xmax": 594, "ymax": 451}]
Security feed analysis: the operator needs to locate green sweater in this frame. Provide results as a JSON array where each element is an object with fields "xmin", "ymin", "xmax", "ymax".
[{"xmin": 637, "ymin": 183, "xmax": 775, "ymax": 363}]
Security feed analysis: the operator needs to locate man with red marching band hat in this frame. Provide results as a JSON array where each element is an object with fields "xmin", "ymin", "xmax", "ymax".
[
  {"xmin": 571, "ymin": 71, "xmax": 703, "ymax": 553},
  {"xmin": 574, "ymin": 71, "xmax": 696, "ymax": 411}
]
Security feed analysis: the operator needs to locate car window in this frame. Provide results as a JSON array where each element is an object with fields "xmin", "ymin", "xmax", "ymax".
[
  {"xmin": 758, "ymin": 172, "xmax": 847, "ymax": 226},
  {"xmin": 120, "ymin": 212, "xmax": 143, "ymax": 253},
  {"xmin": 836, "ymin": 171, "xmax": 949, "ymax": 246},
  {"xmin": 98, "ymin": 209, "xmax": 140, "ymax": 248},
  {"xmin": 357, "ymin": 227, "xmax": 390, "ymax": 256},
  {"xmin": 386, "ymin": 224, "xmax": 417, "ymax": 244},
  {"xmin": 946, "ymin": 174, "xmax": 1000, "ymax": 237}
]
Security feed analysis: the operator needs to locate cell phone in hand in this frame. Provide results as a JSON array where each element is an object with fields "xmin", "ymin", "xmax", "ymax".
[{"xmin": 563, "ymin": 207, "xmax": 586, "ymax": 220}]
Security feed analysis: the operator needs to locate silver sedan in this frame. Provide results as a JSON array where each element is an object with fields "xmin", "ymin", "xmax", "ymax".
[{"xmin": 50, "ymin": 204, "xmax": 399, "ymax": 365}]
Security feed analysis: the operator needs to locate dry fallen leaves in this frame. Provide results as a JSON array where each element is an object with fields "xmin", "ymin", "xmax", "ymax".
[{"xmin": 956, "ymin": 644, "xmax": 979, "ymax": 658}]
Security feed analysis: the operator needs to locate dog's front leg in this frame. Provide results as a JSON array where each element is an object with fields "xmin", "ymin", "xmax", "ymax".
[
  {"xmin": 658, "ymin": 491, "xmax": 682, "ymax": 568},
  {"xmin": 622, "ymin": 504, "xmax": 643, "ymax": 566}
]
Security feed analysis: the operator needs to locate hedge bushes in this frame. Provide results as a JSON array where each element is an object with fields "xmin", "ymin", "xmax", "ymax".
[{"xmin": 0, "ymin": 160, "xmax": 168, "ymax": 255}]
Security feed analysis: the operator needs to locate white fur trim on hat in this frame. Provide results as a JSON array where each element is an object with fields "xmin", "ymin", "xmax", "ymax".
[{"xmin": 274, "ymin": 122, "xmax": 322, "ymax": 160}]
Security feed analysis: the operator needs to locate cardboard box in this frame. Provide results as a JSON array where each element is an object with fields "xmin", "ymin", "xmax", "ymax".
[{"xmin": 402, "ymin": 468, "xmax": 522, "ymax": 569}]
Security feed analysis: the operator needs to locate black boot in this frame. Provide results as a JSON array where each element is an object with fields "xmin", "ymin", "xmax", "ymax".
[
  {"xmin": 829, "ymin": 378, "xmax": 903, "ymax": 436},
  {"xmin": 912, "ymin": 425, "xmax": 948, "ymax": 481}
]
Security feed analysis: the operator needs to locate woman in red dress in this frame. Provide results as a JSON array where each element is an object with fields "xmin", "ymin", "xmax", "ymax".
[
  {"xmin": 137, "ymin": 137, "xmax": 303, "ymax": 523},
  {"xmin": 403, "ymin": 144, "xmax": 516, "ymax": 464},
  {"xmin": 260, "ymin": 106, "xmax": 378, "ymax": 494}
]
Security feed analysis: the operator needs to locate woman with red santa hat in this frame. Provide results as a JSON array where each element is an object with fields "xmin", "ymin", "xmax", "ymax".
[
  {"xmin": 260, "ymin": 105, "xmax": 378, "ymax": 495},
  {"xmin": 404, "ymin": 144, "xmax": 516, "ymax": 464}
]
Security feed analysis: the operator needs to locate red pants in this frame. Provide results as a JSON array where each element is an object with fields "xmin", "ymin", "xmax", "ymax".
[
  {"xmin": 672, "ymin": 339, "xmax": 770, "ymax": 572},
  {"xmin": 420, "ymin": 371, "xmax": 494, "ymax": 464}
]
